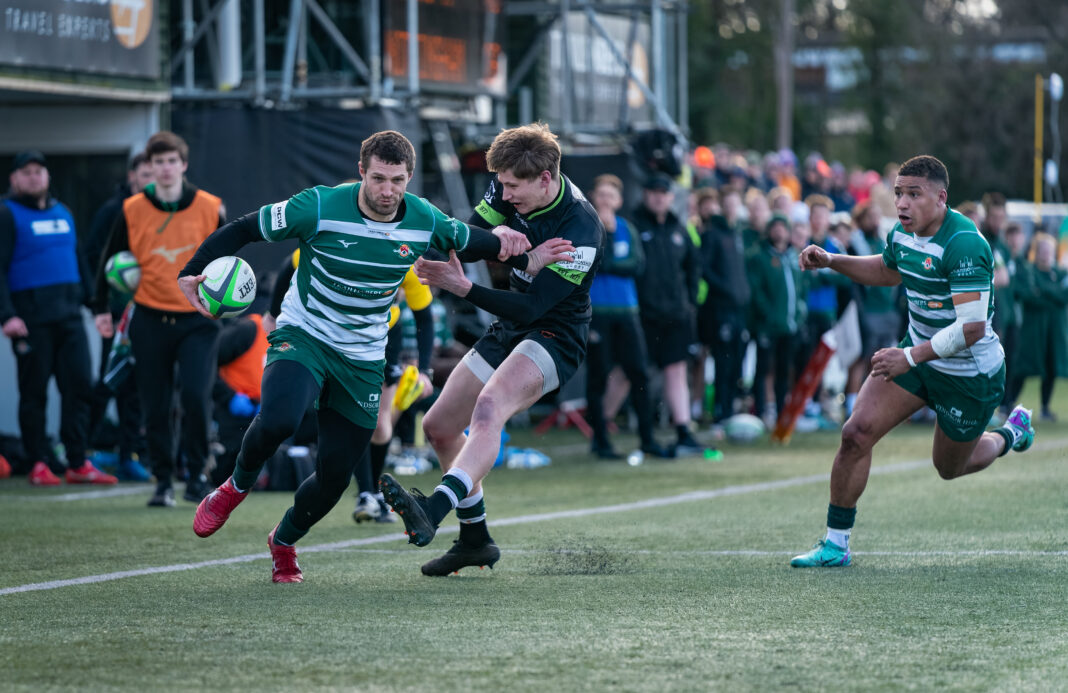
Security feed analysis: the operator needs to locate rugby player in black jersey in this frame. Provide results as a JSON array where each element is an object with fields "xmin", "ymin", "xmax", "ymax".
[{"xmin": 379, "ymin": 123, "xmax": 605, "ymax": 575}]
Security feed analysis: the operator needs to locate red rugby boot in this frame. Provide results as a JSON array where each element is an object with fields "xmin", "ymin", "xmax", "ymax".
[
  {"xmin": 268, "ymin": 525, "xmax": 303, "ymax": 583},
  {"xmin": 193, "ymin": 477, "xmax": 248, "ymax": 537}
]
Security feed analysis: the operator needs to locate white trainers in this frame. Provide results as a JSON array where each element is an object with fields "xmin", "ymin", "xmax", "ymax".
[{"xmin": 352, "ymin": 493, "xmax": 382, "ymax": 523}]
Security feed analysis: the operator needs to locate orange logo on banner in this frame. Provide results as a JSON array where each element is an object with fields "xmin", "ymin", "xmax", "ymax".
[{"xmin": 111, "ymin": 0, "xmax": 153, "ymax": 49}]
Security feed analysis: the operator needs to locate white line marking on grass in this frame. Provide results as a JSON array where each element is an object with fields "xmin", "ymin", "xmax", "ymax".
[
  {"xmin": 334, "ymin": 547, "xmax": 1068, "ymax": 558},
  {"xmin": 0, "ymin": 460, "xmax": 922, "ymax": 597},
  {"xmin": 5, "ymin": 485, "xmax": 153, "ymax": 501},
  {"xmin": 3, "ymin": 437, "xmax": 1066, "ymax": 596}
]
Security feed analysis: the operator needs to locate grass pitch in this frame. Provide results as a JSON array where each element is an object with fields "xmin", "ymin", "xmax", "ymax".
[{"xmin": 3, "ymin": 385, "xmax": 1068, "ymax": 692}]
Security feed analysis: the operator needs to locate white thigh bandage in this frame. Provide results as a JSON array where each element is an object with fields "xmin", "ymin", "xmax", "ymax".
[
  {"xmin": 930, "ymin": 291, "xmax": 988, "ymax": 358},
  {"xmin": 515, "ymin": 340, "xmax": 561, "ymax": 395},
  {"xmin": 461, "ymin": 349, "xmax": 496, "ymax": 384}
]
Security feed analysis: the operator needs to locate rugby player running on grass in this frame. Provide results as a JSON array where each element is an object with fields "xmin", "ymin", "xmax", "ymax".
[
  {"xmin": 791, "ymin": 155, "xmax": 1035, "ymax": 568},
  {"xmin": 177, "ymin": 130, "xmax": 572, "ymax": 583},
  {"xmin": 378, "ymin": 122, "xmax": 604, "ymax": 576}
]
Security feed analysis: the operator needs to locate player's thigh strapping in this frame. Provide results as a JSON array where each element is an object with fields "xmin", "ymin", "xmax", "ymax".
[{"xmin": 463, "ymin": 321, "xmax": 586, "ymax": 396}]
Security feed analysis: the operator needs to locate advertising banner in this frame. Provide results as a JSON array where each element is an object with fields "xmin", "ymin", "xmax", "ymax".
[{"xmin": 0, "ymin": 0, "xmax": 159, "ymax": 79}]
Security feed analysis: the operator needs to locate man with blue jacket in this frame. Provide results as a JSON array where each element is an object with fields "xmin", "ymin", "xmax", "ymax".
[
  {"xmin": 585, "ymin": 174, "xmax": 671, "ymax": 459},
  {"xmin": 0, "ymin": 151, "xmax": 115, "ymax": 486}
]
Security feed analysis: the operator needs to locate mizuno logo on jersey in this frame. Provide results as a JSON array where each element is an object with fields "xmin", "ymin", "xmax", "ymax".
[
  {"xmin": 152, "ymin": 244, "xmax": 194, "ymax": 263},
  {"xmin": 338, "ymin": 239, "xmax": 359, "ymax": 248}
]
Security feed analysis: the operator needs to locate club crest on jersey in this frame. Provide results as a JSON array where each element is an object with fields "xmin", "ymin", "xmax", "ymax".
[
  {"xmin": 394, "ymin": 243, "xmax": 413, "ymax": 258},
  {"xmin": 923, "ymin": 257, "xmax": 933, "ymax": 270},
  {"xmin": 274, "ymin": 342, "xmax": 294, "ymax": 353}
]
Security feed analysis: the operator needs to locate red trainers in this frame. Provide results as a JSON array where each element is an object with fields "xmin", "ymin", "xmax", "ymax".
[
  {"xmin": 268, "ymin": 526, "xmax": 303, "ymax": 583},
  {"xmin": 65, "ymin": 461, "xmax": 118, "ymax": 485},
  {"xmin": 0, "ymin": 454, "xmax": 11, "ymax": 479},
  {"xmin": 193, "ymin": 477, "xmax": 249, "ymax": 538},
  {"xmin": 29, "ymin": 461, "xmax": 62, "ymax": 486}
]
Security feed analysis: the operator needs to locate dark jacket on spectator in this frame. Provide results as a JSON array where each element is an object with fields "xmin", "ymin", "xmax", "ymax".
[{"xmin": 632, "ymin": 205, "xmax": 700, "ymax": 319}]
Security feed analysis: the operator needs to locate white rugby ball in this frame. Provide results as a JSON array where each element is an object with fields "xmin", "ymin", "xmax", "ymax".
[
  {"xmin": 105, "ymin": 250, "xmax": 140, "ymax": 294},
  {"xmin": 198, "ymin": 256, "xmax": 256, "ymax": 318},
  {"xmin": 724, "ymin": 413, "xmax": 766, "ymax": 443}
]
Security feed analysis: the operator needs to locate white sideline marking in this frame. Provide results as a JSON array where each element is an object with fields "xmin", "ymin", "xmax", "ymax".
[
  {"xmin": 336, "ymin": 548, "xmax": 1068, "ymax": 558},
  {"xmin": 20, "ymin": 485, "xmax": 152, "ymax": 501},
  {"xmin": 2, "ymin": 436, "xmax": 1065, "ymax": 596},
  {"xmin": 0, "ymin": 458, "xmax": 922, "ymax": 597}
]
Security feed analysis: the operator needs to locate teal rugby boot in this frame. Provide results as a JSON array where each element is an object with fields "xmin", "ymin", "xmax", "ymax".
[
  {"xmin": 1004, "ymin": 405, "xmax": 1035, "ymax": 452},
  {"xmin": 790, "ymin": 539, "xmax": 851, "ymax": 567}
]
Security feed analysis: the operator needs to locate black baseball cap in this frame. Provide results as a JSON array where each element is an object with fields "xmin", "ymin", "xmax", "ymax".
[
  {"xmin": 12, "ymin": 150, "xmax": 46, "ymax": 172},
  {"xmin": 643, "ymin": 172, "xmax": 673, "ymax": 191}
]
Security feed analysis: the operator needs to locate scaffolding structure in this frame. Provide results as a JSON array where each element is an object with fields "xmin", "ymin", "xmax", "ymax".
[{"xmin": 170, "ymin": 0, "xmax": 688, "ymax": 138}]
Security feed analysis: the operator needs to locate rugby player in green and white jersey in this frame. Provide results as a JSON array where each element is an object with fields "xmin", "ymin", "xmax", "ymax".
[
  {"xmin": 175, "ymin": 130, "xmax": 574, "ymax": 583},
  {"xmin": 791, "ymin": 155, "xmax": 1035, "ymax": 568}
]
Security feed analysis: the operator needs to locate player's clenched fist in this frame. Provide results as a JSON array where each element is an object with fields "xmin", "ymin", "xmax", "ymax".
[
  {"xmin": 491, "ymin": 225, "xmax": 531, "ymax": 260},
  {"xmin": 799, "ymin": 244, "xmax": 832, "ymax": 270}
]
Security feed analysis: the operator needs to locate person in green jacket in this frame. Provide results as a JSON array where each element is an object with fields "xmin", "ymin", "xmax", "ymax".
[
  {"xmin": 999, "ymin": 222, "xmax": 1027, "ymax": 415},
  {"xmin": 747, "ymin": 214, "xmax": 805, "ymax": 421},
  {"xmin": 1012, "ymin": 232, "xmax": 1068, "ymax": 421}
]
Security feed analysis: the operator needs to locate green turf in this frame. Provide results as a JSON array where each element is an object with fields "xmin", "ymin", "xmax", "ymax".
[{"xmin": 2, "ymin": 386, "xmax": 1068, "ymax": 691}]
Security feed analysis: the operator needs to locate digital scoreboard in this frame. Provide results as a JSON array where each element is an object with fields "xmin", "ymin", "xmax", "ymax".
[{"xmin": 384, "ymin": 0, "xmax": 505, "ymax": 96}]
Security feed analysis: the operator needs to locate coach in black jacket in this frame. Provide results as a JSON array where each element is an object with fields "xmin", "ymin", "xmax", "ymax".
[
  {"xmin": 698, "ymin": 212, "xmax": 751, "ymax": 423},
  {"xmin": 633, "ymin": 173, "xmax": 704, "ymax": 455}
]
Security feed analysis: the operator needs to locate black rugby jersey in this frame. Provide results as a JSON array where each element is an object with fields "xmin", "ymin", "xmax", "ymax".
[{"xmin": 470, "ymin": 173, "xmax": 604, "ymax": 330}]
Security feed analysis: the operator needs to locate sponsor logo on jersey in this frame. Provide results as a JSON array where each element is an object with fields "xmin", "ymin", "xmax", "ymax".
[
  {"xmin": 151, "ymin": 244, "xmax": 194, "ymax": 264},
  {"xmin": 30, "ymin": 219, "xmax": 71, "ymax": 235},
  {"xmin": 951, "ymin": 256, "xmax": 981, "ymax": 278},
  {"xmin": 320, "ymin": 274, "xmax": 395, "ymax": 299},
  {"xmin": 934, "ymin": 402, "xmax": 978, "ymax": 431},
  {"xmin": 927, "ymin": 300, "xmax": 944, "ymax": 309},
  {"xmin": 555, "ymin": 246, "xmax": 596, "ymax": 273},
  {"xmin": 270, "ymin": 201, "xmax": 288, "ymax": 230},
  {"xmin": 394, "ymin": 243, "xmax": 413, "ymax": 258}
]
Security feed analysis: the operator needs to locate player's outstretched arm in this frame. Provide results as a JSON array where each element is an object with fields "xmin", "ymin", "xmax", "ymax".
[
  {"xmin": 414, "ymin": 250, "xmax": 575, "ymax": 324},
  {"xmin": 800, "ymin": 245, "xmax": 899, "ymax": 287}
]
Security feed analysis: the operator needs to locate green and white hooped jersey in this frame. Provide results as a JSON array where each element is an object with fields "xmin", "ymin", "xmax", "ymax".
[
  {"xmin": 882, "ymin": 208, "xmax": 1004, "ymax": 377},
  {"xmin": 258, "ymin": 183, "xmax": 469, "ymax": 361}
]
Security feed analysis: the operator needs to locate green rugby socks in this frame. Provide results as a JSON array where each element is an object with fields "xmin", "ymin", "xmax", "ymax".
[
  {"xmin": 457, "ymin": 489, "xmax": 492, "ymax": 546},
  {"xmin": 825, "ymin": 503, "xmax": 856, "ymax": 549},
  {"xmin": 428, "ymin": 469, "xmax": 473, "ymax": 525}
]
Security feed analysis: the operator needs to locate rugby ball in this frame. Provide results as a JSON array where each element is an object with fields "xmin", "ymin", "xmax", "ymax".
[
  {"xmin": 198, "ymin": 256, "xmax": 256, "ymax": 318},
  {"xmin": 105, "ymin": 250, "xmax": 140, "ymax": 294},
  {"xmin": 724, "ymin": 413, "xmax": 766, "ymax": 443}
]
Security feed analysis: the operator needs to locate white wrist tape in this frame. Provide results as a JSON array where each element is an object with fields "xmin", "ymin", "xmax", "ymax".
[
  {"xmin": 903, "ymin": 347, "xmax": 917, "ymax": 368},
  {"xmin": 930, "ymin": 291, "xmax": 988, "ymax": 358}
]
